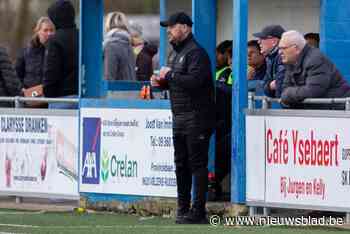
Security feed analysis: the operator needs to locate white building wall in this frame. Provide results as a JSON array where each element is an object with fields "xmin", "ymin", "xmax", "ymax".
[{"xmin": 217, "ymin": 0, "xmax": 320, "ymax": 44}]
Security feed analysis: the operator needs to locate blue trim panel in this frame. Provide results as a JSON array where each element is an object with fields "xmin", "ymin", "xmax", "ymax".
[
  {"xmin": 105, "ymin": 80, "xmax": 163, "ymax": 92},
  {"xmin": 80, "ymin": 98, "xmax": 171, "ymax": 109},
  {"xmin": 81, "ymin": 192, "xmax": 145, "ymax": 203}
]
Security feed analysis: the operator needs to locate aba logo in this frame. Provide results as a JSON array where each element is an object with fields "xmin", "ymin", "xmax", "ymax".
[{"xmin": 82, "ymin": 118, "xmax": 101, "ymax": 184}]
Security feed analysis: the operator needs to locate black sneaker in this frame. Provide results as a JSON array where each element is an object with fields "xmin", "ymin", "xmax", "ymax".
[
  {"xmin": 175, "ymin": 208, "xmax": 189, "ymax": 224},
  {"xmin": 181, "ymin": 209, "xmax": 208, "ymax": 224}
]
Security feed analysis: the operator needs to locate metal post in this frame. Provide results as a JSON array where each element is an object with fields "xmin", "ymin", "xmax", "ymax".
[
  {"xmin": 15, "ymin": 196, "xmax": 22, "ymax": 204},
  {"xmin": 249, "ymin": 206, "xmax": 257, "ymax": 216},
  {"xmin": 262, "ymin": 98, "xmax": 269, "ymax": 109},
  {"xmin": 346, "ymin": 213, "xmax": 350, "ymax": 224},
  {"xmin": 248, "ymin": 92, "xmax": 255, "ymax": 110},
  {"xmin": 14, "ymin": 96, "xmax": 21, "ymax": 108},
  {"xmin": 346, "ymin": 98, "xmax": 350, "ymax": 111},
  {"xmin": 263, "ymin": 207, "xmax": 270, "ymax": 216}
]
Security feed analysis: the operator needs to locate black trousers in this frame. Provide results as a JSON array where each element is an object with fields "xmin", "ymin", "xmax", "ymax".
[{"xmin": 173, "ymin": 129, "xmax": 212, "ymax": 212}]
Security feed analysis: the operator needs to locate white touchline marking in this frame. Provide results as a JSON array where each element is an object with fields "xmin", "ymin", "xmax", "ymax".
[{"xmin": 0, "ymin": 224, "xmax": 39, "ymax": 228}]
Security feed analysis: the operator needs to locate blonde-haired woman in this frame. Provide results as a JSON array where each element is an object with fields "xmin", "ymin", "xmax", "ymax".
[
  {"xmin": 15, "ymin": 17, "xmax": 55, "ymax": 90},
  {"xmin": 103, "ymin": 12, "xmax": 136, "ymax": 81}
]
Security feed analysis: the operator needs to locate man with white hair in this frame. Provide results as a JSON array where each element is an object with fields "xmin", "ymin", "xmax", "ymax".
[{"xmin": 279, "ymin": 30, "xmax": 350, "ymax": 108}]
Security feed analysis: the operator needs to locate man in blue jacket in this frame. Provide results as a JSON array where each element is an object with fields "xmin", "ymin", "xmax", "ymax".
[{"xmin": 253, "ymin": 25, "xmax": 286, "ymax": 98}]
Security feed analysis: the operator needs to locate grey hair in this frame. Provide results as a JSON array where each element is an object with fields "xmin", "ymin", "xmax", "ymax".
[
  {"xmin": 104, "ymin": 11, "xmax": 129, "ymax": 33},
  {"xmin": 281, "ymin": 30, "xmax": 307, "ymax": 49},
  {"xmin": 129, "ymin": 21, "xmax": 143, "ymax": 38}
]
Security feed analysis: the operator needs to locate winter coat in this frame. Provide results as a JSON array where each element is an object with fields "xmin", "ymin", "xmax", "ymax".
[
  {"xmin": 165, "ymin": 33, "xmax": 215, "ymax": 134},
  {"xmin": 103, "ymin": 29, "xmax": 136, "ymax": 81},
  {"xmin": 0, "ymin": 47, "xmax": 23, "ymax": 106},
  {"xmin": 15, "ymin": 42, "xmax": 45, "ymax": 88},
  {"xmin": 135, "ymin": 43, "xmax": 158, "ymax": 81},
  {"xmin": 43, "ymin": 0, "xmax": 79, "ymax": 97},
  {"xmin": 281, "ymin": 45, "xmax": 350, "ymax": 109}
]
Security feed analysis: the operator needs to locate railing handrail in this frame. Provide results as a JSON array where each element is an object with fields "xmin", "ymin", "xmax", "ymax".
[
  {"xmin": 248, "ymin": 92, "xmax": 350, "ymax": 110},
  {"xmin": 0, "ymin": 96, "xmax": 79, "ymax": 108}
]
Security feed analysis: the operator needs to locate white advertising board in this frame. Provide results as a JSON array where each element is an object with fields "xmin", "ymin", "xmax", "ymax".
[
  {"xmin": 79, "ymin": 108, "xmax": 176, "ymax": 197},
  {"xmin": 246, "ymin": 115, "xmax": 266, "ymax": 202},
  {"xmin": 0, "ymin": 114, "xmax": 79, "ymax": 198},
  {"xmin": 246, "ymin": 114, "xmax": 350, "ymax": 209}
]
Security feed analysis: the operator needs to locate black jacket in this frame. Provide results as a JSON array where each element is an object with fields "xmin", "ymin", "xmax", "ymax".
[
  {"xmin": 165, "ymin": 34, "xmax": 215, "ymax": 133},
  {"xmin": 281, "ymin": 45, "xmax": 350, "ymax": 109},
  {"xmin": 16, "ymin": 42, "xmax": 45, "ymax": 88},
  {"xmin": 136, "ymin": 43, "xmax": 158, "ymax": 81},
  {"xmin": 43, "ymin": 0, "xmax": 79, "ymax": 97},
  {"xmin": 0, "ymin": 47, "xmax": 23, "ymax": 106}
]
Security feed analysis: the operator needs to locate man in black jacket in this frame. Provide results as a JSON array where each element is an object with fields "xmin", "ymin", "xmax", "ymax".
[
  {"xmin": 152, "ymin": 12, "xmax": 215, "ymax": 224},
  {"xmin": 279, "ymin": 30, "xmax": 350, "ymax": 109},
  {"xmin": 0, "ymin": 47, "xmax": 23, "ymax": 107},
  {"xmin": 43, "ymin": 0, "xmax": 79, "ymax": 104}
]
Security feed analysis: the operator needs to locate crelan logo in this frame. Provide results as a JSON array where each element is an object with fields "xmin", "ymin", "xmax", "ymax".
[{"xmin": 101, "ymin": 150, "xmax": 109, "ymax": 182}]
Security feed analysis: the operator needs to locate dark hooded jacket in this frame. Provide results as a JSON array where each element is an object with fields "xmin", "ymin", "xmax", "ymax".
[
  {"xmin": 0, "ymin": 47, "xmax": 23, "ymax": 106},
  {"xmin": 136, "ymin": 43, "xmax": 158, "ymax": 81},
  {"xmin": 43, "ymin": 0, "xmax": 79, "ymax": 97}
]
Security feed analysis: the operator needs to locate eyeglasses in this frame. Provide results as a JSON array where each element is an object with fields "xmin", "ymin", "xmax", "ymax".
[{"xmin": 278, "ymin": 44, "xmax": 296, "ymax": 51}]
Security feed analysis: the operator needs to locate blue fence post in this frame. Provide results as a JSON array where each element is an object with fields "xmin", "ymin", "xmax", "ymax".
[
  {"xmin": 320, "ymin": 0, "xmax": 350, "ymax": 82},
  {"xmin": 80, "ymin": 0, "xmax": 104, "ymax": 98},
  {"xmin": 192, "ymin": 0, "xmax": 217, "ymax": 74},
  {"xmin": 192, "ymin": 0, "xmax": 217, "ymax": 200},
  {"xmin": 159, "ymin": 0, "xmax": 167, "ymax": 67},
  {"xmin": 232, "ymin": 0, "xmax": 248, "ymax": 203}
]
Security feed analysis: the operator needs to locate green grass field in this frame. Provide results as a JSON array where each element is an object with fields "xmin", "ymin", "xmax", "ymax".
[{"xmin": 0, "ymin": 209, "xmax": 348, "ymax": 234}]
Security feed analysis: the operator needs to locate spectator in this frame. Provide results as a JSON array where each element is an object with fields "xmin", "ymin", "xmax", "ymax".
[
  {"xmin": 103, "ymin": 12, "xmax": 136, "ymax": 81},
  {"xmin": 44, "ymin": 0, "xmax": 79, "ymax": 109},
  {"xmin": 253, "ymin": 25, "xmax": 286, "ymax": 97},
  {"xmin": 247, "ymin": 40, "xmax": 266, "ymax": 93},
  {"xmin": 16, "ymin": 17, "xmax": 55, "ymax": 107},
  {"xmin": 0, "ymin": 46, "xmax": 23, "ymax": 107},
  {"xmin": 129, "ymin": 22, "xmax": 158, "ymax": 81},
  {"xmin": 215, "ymin": 40, "xmax": 232, "ymax": 81},
  {"xmin": 152, "ymin": 12, "xmax": 215, "ymax": 224},
  {"xmin": 304, "ymin": 32, "xmax": 320, "ymax": 48},
  {"xmin": 215, "ymin": 46, "xmax": 232, "ymax": 201},
  {"xmin": 279, "ymin": 30, "xmax": 350, "ymax": 109}
]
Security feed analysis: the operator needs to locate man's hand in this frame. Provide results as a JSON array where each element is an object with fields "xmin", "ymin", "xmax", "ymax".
[
  {"xmin": 159, "ymin": 66, "xmax": 171, "ymax": 79},
  {"xmin": 269, "ymin": 80, "xmax": 276, "ymax": 90},
  {"xmin": 247, "ymin": 66, "xmax": 255, "ymax": 80},
  {"xmin": 150, "ymin": 75, "xmax": 160, "ymax": 87}
]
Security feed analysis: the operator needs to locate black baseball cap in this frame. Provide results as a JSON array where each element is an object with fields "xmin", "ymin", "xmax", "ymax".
[
  {"xmin": 160, "ymin": 12, "xmax": 193, "ymax": 27},
  {"xmin": 253, "ymin": 25, "xmax": 285, "ymax": 39}
]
